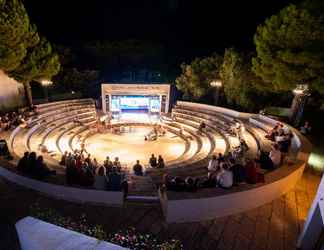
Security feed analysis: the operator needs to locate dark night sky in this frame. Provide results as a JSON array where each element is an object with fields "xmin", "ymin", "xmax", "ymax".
[{"xmin": 23, "ymin": 0, "xmax": 300, "ymax": 60}]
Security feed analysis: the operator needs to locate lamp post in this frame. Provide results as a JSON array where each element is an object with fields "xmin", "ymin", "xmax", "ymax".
[
  {"xmin": 41, "ymin": 79, "xmax": 53, "ymax": 102},
  {"xmin": 210, "ymin": 80, "xmax": 223, "ymax": 106},
  {"xmin": 290, "ymin": 84, "xmax": 310, "ymax": 126}
]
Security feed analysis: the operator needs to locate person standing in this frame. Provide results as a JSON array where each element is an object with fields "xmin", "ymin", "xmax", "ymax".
[
  {"xmin": 133, "ymin": 160, "xmax": 144, "ymax": 176},
  {"xmin": 157, "ymin": 155, "xmax": 165, "ymax": 168},
  {"xmin": 149, "ymin": 154, "xmax": 158, "ymax": 168}
]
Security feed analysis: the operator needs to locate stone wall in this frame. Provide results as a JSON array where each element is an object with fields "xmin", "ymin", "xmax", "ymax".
[{"xmin": 0, "ymin": 70, "xmax": 25, "ymax": 111}]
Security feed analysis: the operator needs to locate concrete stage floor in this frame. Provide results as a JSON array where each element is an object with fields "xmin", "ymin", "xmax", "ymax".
[{"xmin": 84, "ymin": 126, "xmax": 186, "ymax": 170}]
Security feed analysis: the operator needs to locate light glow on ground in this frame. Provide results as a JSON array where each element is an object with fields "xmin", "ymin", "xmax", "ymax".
[{"xmin": 84, "ymin": 126, "xmax": 186, "ymax": 169}]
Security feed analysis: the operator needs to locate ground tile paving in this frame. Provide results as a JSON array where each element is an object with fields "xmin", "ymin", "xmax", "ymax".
[{"xmin": 0, "ymin": 167, "xmax": 320, "ymax": 250}]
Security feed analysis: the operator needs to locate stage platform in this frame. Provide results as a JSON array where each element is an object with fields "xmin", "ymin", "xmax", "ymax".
[{"xmin": 84, "ymin": 126, "xmax": 186, "ymax": 170}]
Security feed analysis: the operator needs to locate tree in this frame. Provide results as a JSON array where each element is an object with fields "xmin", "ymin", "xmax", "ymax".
[
  {"xmin": 0, "ymin": 0, "xmax": 60, "ymax": 106},
  {"xmin": 252, "ymin": 3, "xmax": 324, "ymax": 94},
  {"xmin": 175, "ymin": 54, "xmax": 223, "ymax": 100},
  {"xmin": 220, "ymin": 48, "xmax": 267, "ymax": 111},
  {"xmin": 0, "ymin": 0, "xmax": 38, "ymax": 71}
]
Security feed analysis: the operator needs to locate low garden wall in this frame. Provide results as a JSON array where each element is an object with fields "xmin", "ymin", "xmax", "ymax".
[{"xmin": 0, "ymin": 167, "xmax": 124, "ymax": 206}]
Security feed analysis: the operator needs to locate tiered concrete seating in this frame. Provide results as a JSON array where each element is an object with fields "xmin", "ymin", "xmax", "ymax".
[
  {"xmin": 150, "ymin": 104, "xmax": 272, "ymax": 180},
  {"xmin": 9, "ymin": 99, "xmax": 97, "ymax": 170}
]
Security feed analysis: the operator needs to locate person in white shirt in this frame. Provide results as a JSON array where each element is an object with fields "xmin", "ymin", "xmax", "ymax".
[
  {"xmin": 269, "ymin": 144, "xmax": 281, "ymax": 167},
  {"xmin": 217, "ymin": 164, "xmax": 233, "ymax": 188}
]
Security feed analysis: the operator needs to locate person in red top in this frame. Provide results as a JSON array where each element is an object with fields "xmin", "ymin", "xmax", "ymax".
[
  {"xmin": 245, "ymin": 160, "xmax": 258, "ymax": 184},
  {"xmin": 75, "ymin": 155, "xmax": 82, "ymax": 169}
]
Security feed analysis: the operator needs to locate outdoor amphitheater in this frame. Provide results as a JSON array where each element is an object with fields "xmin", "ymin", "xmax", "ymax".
[{"xmin": 0, "ymin": 92, "xmax": 312, "ymax": 225}]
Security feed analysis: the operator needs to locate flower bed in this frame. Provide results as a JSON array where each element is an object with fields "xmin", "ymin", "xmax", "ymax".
[{"xmin": 30, "ymin": 203, "xmax": 183, "ymax": 250}]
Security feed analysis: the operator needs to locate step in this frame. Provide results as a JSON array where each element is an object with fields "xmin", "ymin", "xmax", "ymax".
[{"xmin": 126, "ymin": 195, "xmax": 160, "ymax": 203}]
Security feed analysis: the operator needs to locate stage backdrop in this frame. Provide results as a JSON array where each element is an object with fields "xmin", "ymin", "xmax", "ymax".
[{"xmin": 101, "ymin": 83, "xmax": 171, "ymax": 114}]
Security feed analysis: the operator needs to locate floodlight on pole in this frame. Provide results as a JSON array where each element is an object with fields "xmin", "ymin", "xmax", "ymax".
[
  {"xmin": 40, "ymin": 79, "xmax": 53, "ymax": 102},
  {"xmin": 290, "ymin": 84, "xmax": 310, "ymax": 126},
  {"xmin": 210, "ymin": 80, "xmax": 223, "ymax": 88},
  {"xmin": 40, "ymin": 79, "xmax": 53, "ymax": 87},
  {"xmin": 210, "ymin": 80, "xmax": 223, "ymax": 105}
]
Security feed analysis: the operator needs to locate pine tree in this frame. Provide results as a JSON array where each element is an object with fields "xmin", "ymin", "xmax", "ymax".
[{"xmin": 0, "ymin": 0, "xmax": 60, "ymax": 106}]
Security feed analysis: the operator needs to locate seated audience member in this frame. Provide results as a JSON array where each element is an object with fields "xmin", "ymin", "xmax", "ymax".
[
  {"xmin": 17, "ymin": 152, "xmax": 29, "ymax": 173},
  {"xmin": 234, "ymin": 121, "xmax": 242, "ymax": 139},
  {"xmin": 149, "ymin": 154, "xmax": 158, "ymax": 168},
  {"xmin": 157, "ymin": 155, "xmax": 165, "ymax": 168},
  {"xmin": 80, "ymin": 163, "xmax": 94, "ymax": 186},
  {"xmin": 265, "ymin": 124, "xmax": 279, "ymax": 141},
  {"xmin": 133, "ymin": 160, "xmax": 144, "ymax": 176},
  {"xmin": 35, "ymin": 156, "xmax": 56, "ymax": 179},
  {"xmin": 93, "ymin": 165, "xmax": 108, "ymax": 190},
  {"xmin": 245, "ymin": 160, "xmax": 258, "ymax": 184},
  {"xmin": 200, "ymin": 175, "xmax": 217, "ymax": 188},
  {"xmin": 275, "ymin": 129, "xmax": 285, "ymax": 143},
  {"xmin": 185, "ymin": 177, "xmax": 197, "ymax": 192},
  {"xmin": 207, "ymin": 155, "xmax": 219, "ymax": 176},
  {"xmin": 217, "ymin": 164, "xmax": 233, "ymax": 189},
  {"xmin": 90, "ymin": 158, "xmax": 99, "ymax": 173},
  {"xmin": 121, "ymin": 178, "xmax": 129, "ymax": 199},
  {"xmin": 85, "ymin": 153, "xmax": 92, "ymax": 165},
  {"xmin": 162, "ymin": 173, "xmax": 173, "ymax": 190},
  {"xmin": 107, "ymin": 170, "xmax": 122, "ymax": 191},
  {"xmin": 113, "ymin": 157, "xmax": 122, "ymax": 172},
  {"xmin": 104, "ymin": 156, "xmax": 113, "ymax": 173},
  {"xmin": 0, "ymin": 139, "xmax": 12, "ymax": 159},
  {"xmin": 229, "ymin": 159, "xmax": 246, "ymax": 185},
  {"xmin": 197, "ymin": 121, "xmax": 206, "ymax": 134},
  {"xmin": 59, "ymin": 151, "xmax": 68, "ymax": 165},
  {"xmin": 240, "ymin": 139, "xmax": 249, "ymax": 152},
  {"xmin": 27, "ymin": 151, "xmax": 37, "ymax": 175},
  {"xmin": 278, "ymin": 133, "xmax": 292, "ymax": 154},
  {"xmin": 300, "ymin": 121, "xmax": 311, "ymax": 135},
  {"xmin": 269, "ymin": 144, "xmax": 281, "ymax": 167},
  {"xmin": 66, "ymin": 161, "xmax": 79, "ymax": 185},
  {"xmin": 173, "ymin": 177, "xmax": 186, "ymax": 191},
  {"xmin": 217, "ymin": 153, "xmax": 225, "ymax": 162},
  {"xmin": 257, "ymin": 151, "xmax": 274, "ymax": 170}
]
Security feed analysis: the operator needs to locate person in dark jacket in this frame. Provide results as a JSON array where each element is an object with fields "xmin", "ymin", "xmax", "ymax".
[
  {"xmin": 17, "ymin": 152, "xmax": 29, "ymax": 173},
  {"xmin": 157, "ymin": 155, "xmax": 165, "ymax": 168},
  {"xmin": 149, "ymin": 154, "xmax": 157, "ymax": 168}
]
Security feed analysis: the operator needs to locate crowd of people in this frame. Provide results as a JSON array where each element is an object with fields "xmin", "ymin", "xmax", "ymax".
[
  {"xmin": 265, "ymin": 122, "xmax": 294, "ymax": 167},
  {"xmin": 162, "ymin": 121, "xmax": 296, "ymax": 193},
  {"xmin": 17, "ymin": 151, "xmax": 56, "ymax": 179},
  {"xmin": 0, "ymin": 111, "xmax": 28, "ymax": 131},
  {"xmin": 58, "ymin": 150, "xmax": 166, "ymax": 195},
  {"xmin": 59, "ymin": 151, "xmax": 128, "ymax": 192},
  {"xmin": 144, "ymin": 124, "xmax": 166, "ymax": 141},
  {"xmin": 162, "ymin": 152, "xmax": 265, "ymax": 192}
]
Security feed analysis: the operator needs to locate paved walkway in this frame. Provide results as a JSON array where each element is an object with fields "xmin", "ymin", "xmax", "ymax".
[{"xmin": 0, "ymin": 167, "xmax": 320, "ymax": 250}]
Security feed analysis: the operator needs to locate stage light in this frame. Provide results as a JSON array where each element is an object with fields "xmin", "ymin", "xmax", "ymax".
[{"xmin": 308, "ymin": 152, "xmax": 324, "ymax": 171}]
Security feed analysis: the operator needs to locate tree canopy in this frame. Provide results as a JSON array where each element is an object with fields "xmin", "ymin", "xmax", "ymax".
[
  {"xmin": 220, "ymin": 48, "xmax": 268, "ymax": 111},
  {"xmin": 0, "ymin": 0, "xmax": 38, "ymax": 71},
  {"xmin": 252, "ymin": 3, "xmax": 324, "ymax": 94},
  {"xmin": 175, "ymin": 54, "xmax": 223, "ymax": 100},
  {"xmin": 0, "ymin": 0, "xmax": 60, "ymax": 105}
]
